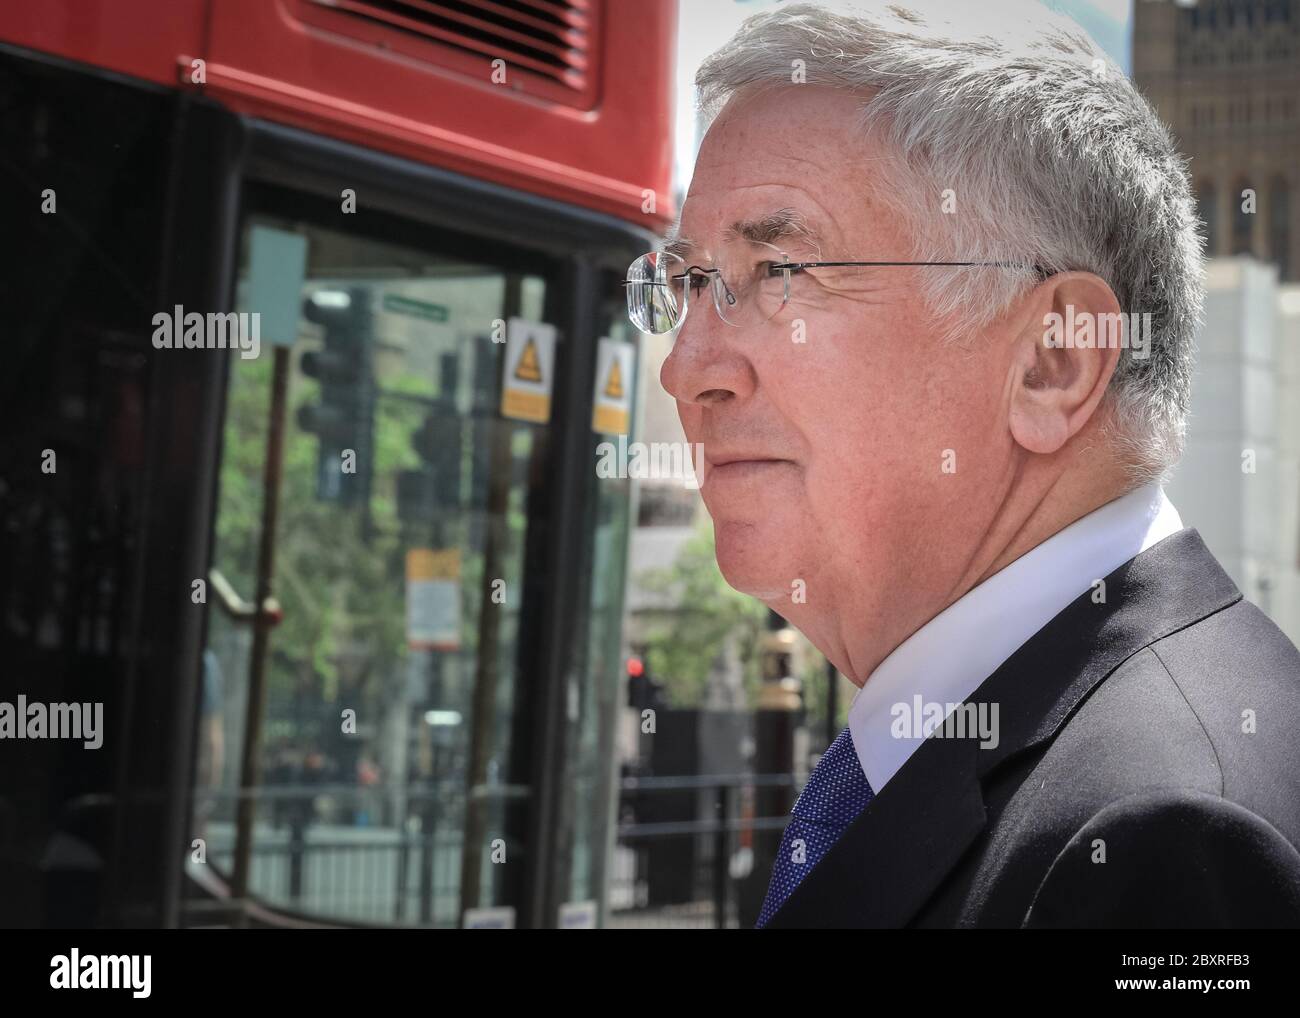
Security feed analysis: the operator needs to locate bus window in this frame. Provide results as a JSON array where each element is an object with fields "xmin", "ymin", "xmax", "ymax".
[{"xmin": 196, "ymin": 201, "xmax": 555, "ymax": 927}]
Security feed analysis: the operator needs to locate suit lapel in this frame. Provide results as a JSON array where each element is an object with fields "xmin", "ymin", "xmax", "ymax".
[
  {"xmin": 764, "ymin": 529, "xmax": 1241, "ymax": 928},
  {"xmin": 974, "ymin": 528, "xmax": 1239, "ymax": 779}
]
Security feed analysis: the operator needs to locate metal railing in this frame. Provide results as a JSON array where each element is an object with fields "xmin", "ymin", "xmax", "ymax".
[
  {"xmin": 192, "ymin": 782, "xmax": 468, "ymax": 927},
  {"xmin": 188, "ymin": 773, "xmax": 798, "ymax": 928},
  {"xmin": 610, "ymin": 773, "xmax": 796, "ymax": 930}
]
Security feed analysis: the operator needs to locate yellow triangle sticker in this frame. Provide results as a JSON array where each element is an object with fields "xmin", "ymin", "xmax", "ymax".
[
  {"xmin": 602, "ymin": 358, "xmax": 624, "ymax": 400},
  {"xmin": 501, "ymin": 319, "xmax": 556, "ymax": 424},
  {"xmin": 514, "ymin": 337, "xmax": 543, "ymax": 383},
  {"xmin": 591, "ymin": 339, "xmax": 632, "ymax": 435}
]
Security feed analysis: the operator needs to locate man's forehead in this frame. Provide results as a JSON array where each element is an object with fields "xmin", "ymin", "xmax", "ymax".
[{"xmin": 670, "ymin": 86, "xmax": 881, "ymax": 258}]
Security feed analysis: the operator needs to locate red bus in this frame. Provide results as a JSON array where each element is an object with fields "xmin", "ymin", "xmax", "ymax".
[{"xmin": 0, "ymin": 0, "xmax": 676, "ymax": 929}]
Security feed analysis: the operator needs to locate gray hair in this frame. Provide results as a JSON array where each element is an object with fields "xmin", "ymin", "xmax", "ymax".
[{"xmin": 695, "ymin": 0, "xmax": 1204, "ymax": 481}]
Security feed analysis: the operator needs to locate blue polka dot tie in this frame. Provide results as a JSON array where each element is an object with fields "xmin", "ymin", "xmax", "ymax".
[{"xmin": 756, "ymin": 726, "xmax": 875, "ymax": 928}]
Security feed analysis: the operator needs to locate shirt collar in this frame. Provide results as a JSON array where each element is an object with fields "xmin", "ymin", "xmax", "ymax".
[{"xmin": 847, "ymin": 483, "xmax": 1184, "ymax": 792}]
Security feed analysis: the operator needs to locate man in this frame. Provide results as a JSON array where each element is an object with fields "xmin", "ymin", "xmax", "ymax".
[{"xmin": 629, "ymin": 0, "xmax": 1300, "ymax": 926}]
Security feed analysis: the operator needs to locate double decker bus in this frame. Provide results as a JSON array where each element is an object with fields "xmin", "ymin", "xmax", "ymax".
[{"xmin": 0, "ymin": 0, "xmax": 676, "ymax": 929}]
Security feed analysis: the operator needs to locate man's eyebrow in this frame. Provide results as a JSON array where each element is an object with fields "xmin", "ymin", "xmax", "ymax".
[
  {"xmin": 660, "ymin": 208, "xmax": 823, "ymax": 261},
  {"xmin": 663, "ymin": 232, "xmax": 694, "ymax": 259},
  {"xmin": 724, "ymin": 208, "xmax": 822, "ymax": 250}
]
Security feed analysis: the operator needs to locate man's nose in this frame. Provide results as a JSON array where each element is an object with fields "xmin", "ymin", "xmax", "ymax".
[{"xmin": 659, "ymin": 308, "xmax": 754, "ymax": 408}]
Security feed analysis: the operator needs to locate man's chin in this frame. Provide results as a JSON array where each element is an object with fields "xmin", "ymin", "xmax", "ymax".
[{"xmin": 713, "ymin": 520, "xmax": 797, "ymax": 601}]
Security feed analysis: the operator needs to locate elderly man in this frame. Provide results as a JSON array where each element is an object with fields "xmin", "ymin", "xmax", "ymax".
[{"xmin": 625, "ymin": 0, "xmax": 1300, "ymax": 927}]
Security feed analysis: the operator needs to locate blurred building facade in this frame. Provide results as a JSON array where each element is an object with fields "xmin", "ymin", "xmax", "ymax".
[
  {"xmin": 1132, "ymin": 0, "xmax": 1300, "ymax": 641},
  {"xmin": 1133, "ymin": 0, "xmax": 1298, "ymax": 279},
  {"xmin": 1166, "ymin": 262, "xmax": 1300, "ymax": 646}
]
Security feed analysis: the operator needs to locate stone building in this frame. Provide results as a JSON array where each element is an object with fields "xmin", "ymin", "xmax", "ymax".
[{"xmin": 1133, "ymin": 0, "xmax": 1299, "ymax": 280}]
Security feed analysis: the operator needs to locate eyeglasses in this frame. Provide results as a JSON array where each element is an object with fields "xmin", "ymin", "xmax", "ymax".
[{"xmin": 622, "ymin": 243, "xmax": 1044, "ymax": 336}]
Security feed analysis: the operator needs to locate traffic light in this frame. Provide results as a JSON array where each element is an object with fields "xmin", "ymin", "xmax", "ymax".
[
  {"xmin": 627, "ymin": 655, "xmax": 662, "ymax": 710},
  {"xmin": 297, "ymin": 287, "xmax": 374, "ymax": 506},
  {"xmin": 397, "ymin": 352, "xmax": 464, "ymax": 523}
]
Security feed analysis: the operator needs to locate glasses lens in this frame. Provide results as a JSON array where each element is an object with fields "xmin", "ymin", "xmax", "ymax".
[
  {"xmin": 626, "ymin": 251, "xmax": 687, "ymax": 335},
  {"xmin": 711, "ymin": 253, "xmax": 789, "ymax": 328}
]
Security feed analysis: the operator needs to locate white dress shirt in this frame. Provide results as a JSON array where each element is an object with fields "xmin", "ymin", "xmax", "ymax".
[{"xmin": 847, "ymin": 482, "xmax": 1185, "ymax": 792}]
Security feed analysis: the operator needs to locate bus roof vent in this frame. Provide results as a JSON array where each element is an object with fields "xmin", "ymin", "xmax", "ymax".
[{"xmin": 307, "ymin": 0, "xmax": 596, "ymax": 106}]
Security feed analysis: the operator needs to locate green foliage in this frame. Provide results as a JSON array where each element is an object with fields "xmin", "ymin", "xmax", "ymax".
[
  {"xmin": 635, "ymin": 520, "xmax": 839, "ymax": 723},
  {"xmin": 213, "ymin": 355, "xmax": 443, "ymax": 742},
  {"xmin": 635, "ymin": 522, "xmax": 768, "ymax": 708}
]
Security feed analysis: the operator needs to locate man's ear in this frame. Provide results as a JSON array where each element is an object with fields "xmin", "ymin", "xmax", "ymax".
[{"xmin": 1008, "ymin": 272, "xmax": 1124, "ymax": 455}]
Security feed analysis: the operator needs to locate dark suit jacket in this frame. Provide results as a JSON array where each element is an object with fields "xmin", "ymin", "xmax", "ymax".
[{"xmin": 765, "ymin": 529, "xmax": 1300, "ymax": 928}]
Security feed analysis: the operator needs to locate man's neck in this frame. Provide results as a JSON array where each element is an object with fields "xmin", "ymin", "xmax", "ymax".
[
  {"xmin": 806, "ymin": 453, "xmax": 1135, "ymax": 687},
  {"xmin": 964, "ymin": 462, "xmax": 1135, "ymax": 596}
]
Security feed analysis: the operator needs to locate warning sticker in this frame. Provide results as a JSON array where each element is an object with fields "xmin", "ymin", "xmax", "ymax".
[
  {"xmin": 592, "ymin": 337, "xmax": 635, "ymax": 435},
  {"xmin": 406, "ymin": 548, "xmax": 461, "ymax": 651},
  {"xmin": 501, "ymin": 317, "xmax": 557, "ymax": 423}
]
